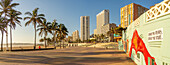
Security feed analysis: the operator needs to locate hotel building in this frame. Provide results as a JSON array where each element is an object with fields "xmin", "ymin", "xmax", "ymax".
[
  {"xmin": 120, "ymin": 3, "xmax": 148, "ymax": 28},
  {"xmin": 96, "ymin": 9, "xmax": 109, "ymax": 34},
  {"xmin": 72, "ymin": 30, "xmax": 79, "ymax": 41},
  {"xmin": 94, "ymin": 29, "xmax": 97, "ymax": 35},
  {"xmin": 80, "ymin": 16, "xmax": 90, "ymax": 41}
]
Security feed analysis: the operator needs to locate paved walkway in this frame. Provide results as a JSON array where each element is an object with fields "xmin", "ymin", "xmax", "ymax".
[{"xmin": 0, "ymin": 47, "xmax": 136, "ymax": 65}]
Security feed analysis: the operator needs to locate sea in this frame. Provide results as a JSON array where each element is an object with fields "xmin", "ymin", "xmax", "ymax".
[{"xmin": 0, "ymin": 43, "xmax": 40, "ymax": 47}]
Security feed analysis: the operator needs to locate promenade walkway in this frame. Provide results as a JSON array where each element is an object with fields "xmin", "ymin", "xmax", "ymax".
[{"xmin": 0, "ymin": 47, "xmax": 136, "ymax": 65}]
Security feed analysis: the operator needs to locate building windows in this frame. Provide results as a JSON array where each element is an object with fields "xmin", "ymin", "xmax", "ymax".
[
  {"xmin": 138, "ymin": 6, "xmax": 141, "ymax": 17},
  {"xmin": 86, "ymin": 17, "xmax": 88, "ymax": 21},
  {"xmin": 129, "ymin": 14, "xmax": 131, "ymax": 25},
  {"xmin": 83, "ymin": 17, "xmax": 85, "ymax": 24},
  {"xmin": 130, "ymin": 6, "xmax": 131, "ymax": 14}
]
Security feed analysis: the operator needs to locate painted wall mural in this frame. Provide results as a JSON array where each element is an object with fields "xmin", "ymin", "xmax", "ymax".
[{"xmin": 129, "ymin": 30, "xmax": 157, "ymax": 65}]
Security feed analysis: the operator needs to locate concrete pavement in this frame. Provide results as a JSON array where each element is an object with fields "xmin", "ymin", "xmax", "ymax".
[{"xmin": 0, "ymin": 47, "xmax": 136, "ymax": 65}]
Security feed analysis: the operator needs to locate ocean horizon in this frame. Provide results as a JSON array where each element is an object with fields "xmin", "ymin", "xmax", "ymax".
[
  {"xmin": 0, "ymin": 45, "xmax": 34, "ymax": 47},
  {"xmin": 0, "ymin": 43, "xmax": 43, "ymax": 47}
]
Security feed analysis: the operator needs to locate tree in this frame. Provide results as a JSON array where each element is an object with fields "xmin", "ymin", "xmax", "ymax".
[
  {"xmin": 37, "ymin": 20, "xmax": 52, "ymax": 48},
  {"xmin": 90, "ymin": 39, "xmax": 96, "ymax": 43},
  {"xmin": 76, "ymin": 39, "xmax": 81, "ymax": 43},
  {"xmin": 62, "ymin": 32, "xmax": 68, "ymax": 48},
  {"xmin": 0, "ymin": 0, "xmax": 20, "ymax": 51},
  {"xmin": 57, "ymin": 24, "xmax": 68, "ymax": 49},
  {"xmin": 8, "ymin": 10, "xmax": 22, "ymax": 51},
  {"xmin": 114, "ymin": 27, "xmax": 126, "ymax": 36},
  {"xmin": 46, "ymin": 38, "xmax": 52, "ymax": 45},
  {"xmin": 24, "ymin": 8, "xmax": 45, "ymax": 49},
  {"xmin": 39, "ymin": 38, "xmax": 44, "ymax": 42},
  {"xmin": 49, "ymin": 19, "xmax": 58, "ymax": 48},
  {"xmin": 100, "ymin": 34, "xmax": 105, "ymax": 42},
  {"xmin": 0, "ymin": 17, "xmax": 7, "ymax": 51},
  {"xmin": 107, "ymin": 27, "xmax": 115, "ymax": 42}
]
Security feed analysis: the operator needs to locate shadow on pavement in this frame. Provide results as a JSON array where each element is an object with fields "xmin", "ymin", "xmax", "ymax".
[{"xmin": 0, "ymin": 54, "xmax": 134, "ymax": 65}]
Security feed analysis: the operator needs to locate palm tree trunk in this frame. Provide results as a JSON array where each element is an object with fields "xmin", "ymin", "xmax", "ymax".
[
  {"xmin": 63, "ymin": 40, "xmax": 64, "ymax": 48},
  {"xmin": 34, "ymin": 25, "xmax": 36, "ymax": 50},
  {"xmin": 44, "ymin": 36, "xmax": 46, "ymax": 48},
  {"xmin": 4, "ymin": 13, "xmax": 8, "ymax": 51},
  {"xmin": 1, "ymin": 31, "xmax": 3, "ymax": 51},
  {"xmin": 53, "ymin": 33, "xmax": 56, "ymax": 49},
  {"xmin": 10, "ymin": 26, "xmax": 12, "ymax": 51},
  {"xmin": 113, "ymin": 33, "xmax": 115, "ymax": 42},
  {"xmin": 60, "ymin": 41, "xmax": 61, "ymax": 49},
  {"xmin": 59, "ymin": 34, "xmax": 61, "ymax": 49},
  {"xmin": 6, "ymin": 26, "xmax": 8, "ymax": 51}
]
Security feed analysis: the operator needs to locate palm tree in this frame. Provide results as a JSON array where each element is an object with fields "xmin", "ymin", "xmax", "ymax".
[
  {"xmin": 0, "ymin": 17, "xmax": 7, "ymax": 51},
  {"xmin": 37, "ymin": 20, "xmax": 52, "ymax": 48},
  {"xmin": 0, "ymin": 0, "xmax": 19, "ymax": 51},
  {"xmin": 107, "ymin": 27, "xmax": 115, "ymax": 42},
  {"xmin": 24, "ymin": 8, "xmax": 45, "ymax": 49},
  {"xmin": 114, "ymin": 27, "xmax": 126, "ymax": 36},
  {"xmin": 46, "ymin": 38, "xmax": 52, "ymax": 45},
  {"xmin": 8, "ymin": 10, "xmax": 22, "ymax": 51},
  {"xmin": 50, "ymin": 19, "xmax": 58, "ymax": 48},
  {"xmin": 94, "ymin": 34, "xmax": 97, "ymax": 43},
  {"xmin": 98, "ymin": 34, "xmax": 102, "ymax": 42},
  {"xmin": 62, "ymin": 30, "xmax": 68, "ymax": 48},
  {"xmin": 57, "ymin": 24, "xmax": 68, "ymax": 49},
  {"xmin": 94, "ymin": 34, "xmax": 100, "ymax": 42},
  {"xmin": 100, "ymin": 34, "xmax": 105, "ymax": 42},
  {"xmin": 39, "ymin": 38, "xmax": 44, "ymax": 42}
]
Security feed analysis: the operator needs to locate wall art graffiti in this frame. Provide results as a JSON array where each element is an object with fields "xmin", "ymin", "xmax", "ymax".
[{"xmin": 129, "ymin": 30, "xmax": 157, "ymax": 65}]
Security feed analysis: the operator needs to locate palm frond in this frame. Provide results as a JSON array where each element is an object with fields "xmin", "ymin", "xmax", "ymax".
[
  {"xmin": 38, "ymin": 14, "xmax": 45, "ymax": 17},
  {"xmin": 33, "ymin": 8, "xmax": 39, "ymax": 16},
  {"xmin": 24, "ymin": 17, "xmax": 31, "ymax": 20},
  {"xmin": 25, "ymin": 20, "xmax": 32, "ymax": 26},
  {"xmin": 25, "ymin": 12, "xmax": 32, "ymax": 16},
  {"xmin": 8, "ymin": 3, "xmax": 19, "ymax": 8}
]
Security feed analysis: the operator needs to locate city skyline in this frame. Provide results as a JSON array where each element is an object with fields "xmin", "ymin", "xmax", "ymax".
[{"xmin": 0, "ymin": 0, "xmax": 162, "ymax": 43}]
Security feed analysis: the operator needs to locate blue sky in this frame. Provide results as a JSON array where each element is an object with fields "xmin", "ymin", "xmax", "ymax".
[{"xmin": 1, "ymin": 0, "xmax": 163, "ymax": 43}]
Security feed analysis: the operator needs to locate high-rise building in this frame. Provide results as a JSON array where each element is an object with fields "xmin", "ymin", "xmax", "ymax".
[
  {"xmin": 96, "ymin": 9, "xmax": 109, "ymax": 34},
  {"xmin": 120, "ymin": 3, "xmax": 148, "ymax": 28},
  {"xmin": 72, "ymin": 30, "xmax": 79, "ymax": 41},
  {"xmin": 94, "ymin": 29, "xmax": 97, "ymax": 35},
  {"xmin": 80, "ymin": 16, "xmax": 90, "ymax": 41}
]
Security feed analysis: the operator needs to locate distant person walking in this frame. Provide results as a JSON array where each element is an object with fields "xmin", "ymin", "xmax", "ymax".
[{"xmin": 39, "ymin": 46, "xmax": 41, "ymax": 50}]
